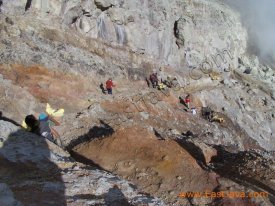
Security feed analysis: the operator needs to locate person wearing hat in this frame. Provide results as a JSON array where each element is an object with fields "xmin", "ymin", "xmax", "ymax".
[{"xmin": 25, "ymin": 112, "xmax": 60, "ymax": 143}]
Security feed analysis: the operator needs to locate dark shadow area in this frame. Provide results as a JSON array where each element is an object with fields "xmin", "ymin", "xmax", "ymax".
[
  {"xmin": 68, "ymin": 193, "xmax": 103, "ymax": 200},
  {"xmin": 69, "ymin": 150, "xmax": 105, "ymax": 170},
  {"xmin": 71, "ymin": 16, "xmax": 78, "ymax": 24},
  {"xmin": 66, "ymin": 185, "xmax": 135, "ymax": 205},
  {"xmin": 100, "ymin": 83, "xmax": 106, "ymax": 94},
  {"xmin": 174, "ymin": 19, "xmax": 181, "ymax": 49},
  {"xmin": 182, "ymin": 130, "xmax": 194, "ymax": 138},
  {"xmin": 173, "ymin": 20, "xmax": 179, "ymax": 39},
  {"xmin": 201, "ymin": 107, "xmax": 212, "ymax": 121},
  {"xmin": 66, "ymin": 120, "xmax": 114, "ymax": 151},
  {"xmin": 104, "ymin": 185, "xmax": 134, "ymax": 206},
  {"xmin": 153, "ymin": 128, "xmax": 165, "ymax": 140},
  {"xmin": 64, "ymin": 121, "xmax": 116, "ymax": 180},
  {"xmin": 0, "ymin": 1, "xmax": 2, "ymax": 13},
  {"xmin": 175, "ymin": 135, "xmax": 208, "ymax": 170},
  {"xmin": 0, "ymin": 125, "xmax": 66, "ymax": 205},
  {"xmin": 184, "ymin": 191, "xmax": 194, "ymax": 206},
  {"xmin": 210, "ymin": 145, "xmax": 275, "ymax": 204},
  {"xmin": 0, "ymin": 111, "xmax": 21, "ymax": 127},
  {"xmin": 25, "ymin": 0, "xmax": 32, "ymax": 11},
  {"xmin": 175, "ymin": 137, "xmax": 274, "ymax": 204}
]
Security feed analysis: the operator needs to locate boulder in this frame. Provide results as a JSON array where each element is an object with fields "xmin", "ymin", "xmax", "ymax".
[
  {"xmin": 108, "ymin": 7, "xmax": 125, "ymax": 24},
  {"xmin": 94, "ymin": 0, "xmax": 113, "ymax": 11}
]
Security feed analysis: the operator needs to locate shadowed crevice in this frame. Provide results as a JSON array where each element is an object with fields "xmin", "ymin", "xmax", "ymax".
[
  {"xmin": 25, "ymin": 0, "xmax": 32, "ymax": 11},
  {"xmin": 175, "ymin": 137, "xmax": 208, "ymax": 170},
  {"xmin": 66, "ymin": 120, "xmax": 114, "ymax": 151},
  {"xmin": 210, "ymin": 146, "xmax": 275, "ymax": 203}
]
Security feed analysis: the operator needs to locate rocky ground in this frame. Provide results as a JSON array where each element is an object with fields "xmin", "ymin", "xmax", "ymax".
[
  {"xmin": 0, "ymin": 120, "xmax": 164, "ymax": 206},
  {"xmin": 0, "ymin": 0, "xmax": 274, "ymax": 206}
]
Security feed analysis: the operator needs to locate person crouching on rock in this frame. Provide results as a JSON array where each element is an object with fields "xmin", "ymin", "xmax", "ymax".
[
  {"xmin": 106, "ymin": 78, "xmax": 115, "ymax": 95},
  {"xmin": 25, "ymin": 113, "xmax": 61, "ymax": 145}
]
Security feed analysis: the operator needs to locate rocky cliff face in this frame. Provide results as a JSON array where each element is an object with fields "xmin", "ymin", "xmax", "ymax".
[
  {"xmin": 0, "ymin": 0, "xmax": 274, "ymax": 205},
  {"xmin": 1, "ymin": 0, "xmax": 247, "ymax": 69}
]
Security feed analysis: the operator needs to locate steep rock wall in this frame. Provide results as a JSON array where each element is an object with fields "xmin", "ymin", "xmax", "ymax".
[{"xmin": 1, "ymin": 0, "xmax": 247, "ymax": 71}]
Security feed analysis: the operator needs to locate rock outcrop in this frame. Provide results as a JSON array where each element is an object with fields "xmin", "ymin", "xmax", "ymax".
[
  {"xmin": 1, "ymin": 0, "xmax": 246, "ymax": 69},
  {"xmin": 0, "ymin": 120, "xmax": 164, "ymax": 205}
]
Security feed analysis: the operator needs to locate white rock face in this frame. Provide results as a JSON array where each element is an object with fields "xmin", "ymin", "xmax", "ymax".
[
  {"xmin": 1, "ymin": 0, "xmax": 246, "ymax": 69},
  {"xmin": 197, "ymin": 82, "xmax": 275, "ymax": 151},
  {"xmin": 89, "ymin": 0, "xmax": 245, "ymax": 70}
]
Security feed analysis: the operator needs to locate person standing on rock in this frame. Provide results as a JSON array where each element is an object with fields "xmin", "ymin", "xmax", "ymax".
[
  {"xmin": 185, "ymin": 94, "xmax": 191, "ymax": 109},
  {"xmin": 149, "ymin": 72, "xmax": 159, "ymax": 88},
  {"xmin": 106, "ymin": 78, "xmax": 115, "ymax": 95}
]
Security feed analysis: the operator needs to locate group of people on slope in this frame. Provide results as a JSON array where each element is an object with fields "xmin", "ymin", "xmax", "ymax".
[
  {"xmin": 23, "ymin": 70, "xmax": 224, "ymax": 146},
  {"xmin": 100, "ymin": 66, "xmax": 178, "ymax": 96},
  {"xmin": 19, "ymin": 71, "xmax": 223, "ymax": 150},
  {"xmin": 148, "ymin": 68, "xmax": 178, "ymax": 90},
  {"xmin": 179, "ymin": 94, "xmax": 224, "ymax": 122}
]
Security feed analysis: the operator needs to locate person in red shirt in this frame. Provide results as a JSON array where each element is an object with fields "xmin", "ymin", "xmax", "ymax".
[
  {"xmin": 185, "ymin": 94, "xmax": 191, "ymax": 109},
  {"xmin": 106, "ymin": 78, "xmax": 115, "ymax": 95}
]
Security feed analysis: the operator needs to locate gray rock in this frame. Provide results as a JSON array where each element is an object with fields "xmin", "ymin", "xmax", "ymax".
[
  {"xmin": 94, "ymin": 0, "xmax": 113, "ymax": 11},
  {"xmin": 0, "ymin": 183, "xmax": 22, "ymax": 206},
  {"xmin": 0, "ymin": 121, "xmax": 165, "ymax": 205},
  {"xmin": 244, "ymin": 67, "xmax": 252, "ymax": 74},
  {"xmin": 140, "ymin": 112, "xmax": 149, "ymax": 120},
  {"xmin": 271, "ymin": 91, "xmax": 275, "ymax": 100}
]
